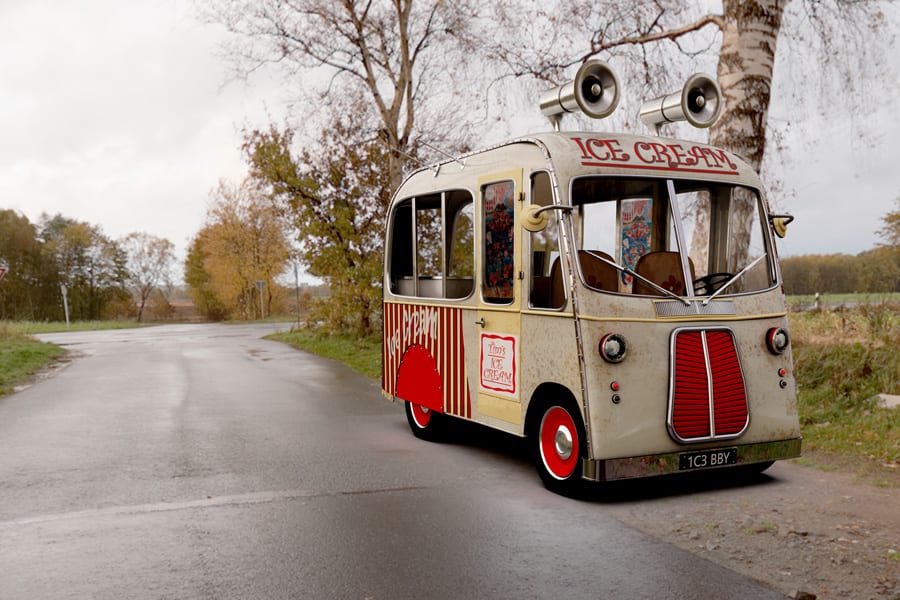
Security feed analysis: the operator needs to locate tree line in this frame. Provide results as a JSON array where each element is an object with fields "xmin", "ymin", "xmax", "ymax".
[
  {"xmin": 782, "ymin": 247, "xmax": 900, "ymax": 295},
  {"xmin": 2, "ymin": 193, "xmax": 894, "ymax": 325},
  {"xmin": 0, "ymin": 210, "xmax": 174, "ymax": 322},
  {"xmin": 782, "ymin": 200, "xmax": 900, "ymax": 295}
]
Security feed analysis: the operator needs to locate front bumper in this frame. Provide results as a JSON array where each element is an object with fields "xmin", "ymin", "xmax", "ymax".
[{"xmin": 582, "ymin": 437, "xmax": 802, "ymax": 482}]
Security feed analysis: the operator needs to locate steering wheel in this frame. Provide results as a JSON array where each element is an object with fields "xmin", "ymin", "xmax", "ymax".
[{"xmin": 693, "ymin": 272, "xmax": 732, "ymax": 296}]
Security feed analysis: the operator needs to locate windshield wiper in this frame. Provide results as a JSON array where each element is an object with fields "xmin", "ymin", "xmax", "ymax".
[
  {"xmin": 583, "ymin": 250, "xmax": 691, "ymax": 305},
  {"xmin": 702, "ymin": 254, "xmax": 767, "ymax": 306}
]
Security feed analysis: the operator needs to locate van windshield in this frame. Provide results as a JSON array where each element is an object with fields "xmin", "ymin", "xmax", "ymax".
[{"xmin": 570, "ymin": 177, "xmax": 776, "ymax": 298}]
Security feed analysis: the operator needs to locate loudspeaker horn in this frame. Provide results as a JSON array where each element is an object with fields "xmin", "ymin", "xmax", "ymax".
[
  {"xmin": 639, "ymin": 73, "xmax": 723, "ymax": 133},
  {"xmin": 540, "ymin": 59, "xmax": 620, "ymax": 128}
]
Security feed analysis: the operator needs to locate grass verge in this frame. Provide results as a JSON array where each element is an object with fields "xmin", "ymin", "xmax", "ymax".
[
  {"xmin": 10, "ymin": 320, "xmax": 152, "ymax": 334},
  {"xmin": 0, "ymin": 324, "xmax": 65, "ymax": 395},
  {"xmin": 266, "ymin": 328, "xmax": 381, "ymax": 380},
  {"xmin": 790, "ymin": 304, "xmax": 899, "ymax": 484}
]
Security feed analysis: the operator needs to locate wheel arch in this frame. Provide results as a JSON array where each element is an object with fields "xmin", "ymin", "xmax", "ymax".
[{"xmin": 525, "ymin": 382, "xmax": 584, "ymax": 446}]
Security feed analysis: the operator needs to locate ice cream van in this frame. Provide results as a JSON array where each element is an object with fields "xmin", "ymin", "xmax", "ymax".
[{"xmin": 381, "ymin": 59, "xmax": 801, "ymax": 495}]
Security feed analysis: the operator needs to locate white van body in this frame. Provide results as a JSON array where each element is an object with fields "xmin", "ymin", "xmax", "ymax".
[{"xmin": 382, "ymin": 130, "xmax": 801, "ymax": 493}]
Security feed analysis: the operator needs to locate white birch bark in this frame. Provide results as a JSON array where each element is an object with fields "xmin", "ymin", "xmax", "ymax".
[{"xmin": 691, "ymin": 0, "xmax": 786, "ymax": 269}]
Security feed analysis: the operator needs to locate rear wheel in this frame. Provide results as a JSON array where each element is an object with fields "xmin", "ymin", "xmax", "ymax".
[
  {"xmin": 533, "ymin": 403, "xmax": 585, "ymax": 495},
  {"xmin": 404, "ymin": 401, "xmax": 445, "ymax": 441}
]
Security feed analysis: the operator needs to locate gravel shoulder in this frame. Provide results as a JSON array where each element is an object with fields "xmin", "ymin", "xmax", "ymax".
[{"xmin": 596, "ymin": 458, "xmax": 900, "ymax": 599}]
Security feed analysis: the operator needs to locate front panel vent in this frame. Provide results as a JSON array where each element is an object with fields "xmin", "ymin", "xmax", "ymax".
[{"xmin": 668, "ymin": 328, "xmax": 749, "ymax": 443}]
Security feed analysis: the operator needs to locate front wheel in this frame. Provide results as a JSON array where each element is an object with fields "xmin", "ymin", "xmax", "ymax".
[
  {"xmin": 404, "ymin": 401, "xmax": 445, "ymax": 441},
  {"xmin": 738, "ymin": 460, "xmax": 774, "ymax": 475},
  {"xmin": 533, "ymin": 404, "xmax": 585, "ymax": 495}
]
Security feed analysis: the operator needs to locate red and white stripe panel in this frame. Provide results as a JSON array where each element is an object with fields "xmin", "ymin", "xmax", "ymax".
[{"xmin": 382, "ymin": 302, "xmax": 471, "ymax": 419}]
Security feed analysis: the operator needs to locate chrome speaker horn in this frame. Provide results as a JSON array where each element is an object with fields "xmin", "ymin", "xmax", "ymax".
[
  {"xmin": 540, "ymin": 59, "xmax": 620, "ymax": 129},
  {"xmin": 639, "ymin": 73, "xmax": 723, "ymax": 134}
]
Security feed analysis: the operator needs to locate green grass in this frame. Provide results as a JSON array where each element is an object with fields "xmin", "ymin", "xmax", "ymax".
[
  {"xmin": 788, "ymin": 292, "xmax": 900, "ymax": 307},
  {"xmin": 9, "ymin": 320, "xmax": 152, "ymax": 334},
  {"xmin": 791, "ymin": 304, "xmax": 900, "ymax": 481},
  {"xmin": 0, "ymin": 324, "xmax": 65, "ymax": 395},
  {"xmin": 266, "ymin": 328, "xmax": 382, "ymax": 379}
]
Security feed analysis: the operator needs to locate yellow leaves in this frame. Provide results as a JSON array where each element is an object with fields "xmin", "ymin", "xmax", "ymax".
[{"xmin": 185, "ymin": 179, "xmax": 290, "ymax": 321}]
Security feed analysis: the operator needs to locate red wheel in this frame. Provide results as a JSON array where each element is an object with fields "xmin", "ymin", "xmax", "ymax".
[
  {"xmin": 409, "ymin": 402, "xmax": 432, "ymax": 429},
  {"xmin": 539, "ymin": 406, "xmax": 580, "ymax": 479},
  {"xmin": 533, "ymin": 403, "xmax": 585, "ymax": 495},
  {"xmin": 404, "ymin": 401, "xmax": 445, "ymax": 441}
]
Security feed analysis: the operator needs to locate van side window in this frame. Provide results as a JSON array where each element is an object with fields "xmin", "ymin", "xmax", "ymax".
[
  {"xmin": 448, "ymin": 202, "xmax": 475, "ymax": 281},
  {"xmin": 528, "ymin": 172, "xmax": 564, "ymax": 309},
  {"xmin": 482, "ymin": 180, "xmax": 516, "ymax": 303},
  {"xmin": 388, "ymin": 190, "xmax": 474, "ymax": 299}
]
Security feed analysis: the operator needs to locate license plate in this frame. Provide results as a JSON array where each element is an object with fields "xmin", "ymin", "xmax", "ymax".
[{"xmin": 678, "ymin": 447, "xmax": 737, "ymax": 471}]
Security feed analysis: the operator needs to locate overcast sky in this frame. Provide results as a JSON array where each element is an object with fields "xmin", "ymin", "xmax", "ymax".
[{"xmin": 2, "ymin": 1, "xmax": 898, "ymax": 282}]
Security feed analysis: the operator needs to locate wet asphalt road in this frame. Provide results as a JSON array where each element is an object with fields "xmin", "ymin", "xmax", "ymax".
[{"xmin": 0, "ymin": 323, "xmax": 787, "ymax": 599}]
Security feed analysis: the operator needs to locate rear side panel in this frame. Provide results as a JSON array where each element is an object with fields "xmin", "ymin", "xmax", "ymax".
[{"xmin": 383, "ymin": 302, "xmax": 472, "ymax": 419}]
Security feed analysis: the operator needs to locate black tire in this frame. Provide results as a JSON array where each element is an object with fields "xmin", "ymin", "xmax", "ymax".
[
  {"xmin": 532, "ymin": 402, "xmax": 586, "ymax": 496},
  {"xmin": 404, "ymin": 401, "xmax": 446, "ymax": 442},
  {"xmin": 739, "ymin": 460, "xmax": 774, "ymax": 475}
]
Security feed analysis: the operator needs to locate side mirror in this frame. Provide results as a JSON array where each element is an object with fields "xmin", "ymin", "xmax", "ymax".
[
  {"xmin": 521, "ymin": 204, "xmax": 573, "ymax": 232},
  {"xmin": 770, "ymin": 214, "xmax": 794, "ymax": 239},
  {"xmin": 522, "ymin": 205, "xmax": 548, "ymax": 232}
]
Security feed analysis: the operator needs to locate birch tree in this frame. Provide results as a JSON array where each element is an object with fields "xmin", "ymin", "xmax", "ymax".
[{"xmin": 487, "ymin": 0, "xmax": 894, "ymax": 266}]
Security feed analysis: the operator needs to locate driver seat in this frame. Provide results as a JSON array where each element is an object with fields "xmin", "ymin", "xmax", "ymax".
[{"xmin": 633, "ymin": 251, "xmax": 695, "ymax": 296}]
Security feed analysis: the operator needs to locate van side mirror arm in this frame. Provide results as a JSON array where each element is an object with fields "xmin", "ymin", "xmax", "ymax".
[
  {"xmin": 769, "ymin": 214, "xmax": 794, "ymax": 238},
  {"xmin": 521, "ymin": 204, "xmax": 574, "ymax": 232}
]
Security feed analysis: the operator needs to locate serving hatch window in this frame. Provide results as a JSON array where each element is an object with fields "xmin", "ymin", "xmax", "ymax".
[
  {"xmin": 571, "ymin": 177, "xmax": 776, "ymax": 297},
  {"xmin": 388, "ymin": 190, "xmax": 474, "ymax": 299},
  {"xmin": 482, "ymin": 180, "xmax": 516, "ymax": 304}
]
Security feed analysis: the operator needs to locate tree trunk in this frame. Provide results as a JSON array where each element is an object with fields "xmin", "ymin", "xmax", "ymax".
[
  {"xmin": 691, "ymin": 0, "xmax": 785, "ymax": 269},
  {"xmin": 711, "ymin": 0, "xmax": 785, "ymax": 171}
]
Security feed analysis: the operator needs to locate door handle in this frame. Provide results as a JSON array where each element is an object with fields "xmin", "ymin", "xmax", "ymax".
[{"xmin": 474, "ymin": 317, "xmax": 485, "ymax": 328}]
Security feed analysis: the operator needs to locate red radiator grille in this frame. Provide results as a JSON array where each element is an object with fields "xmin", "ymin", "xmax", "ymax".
[{"xmin": 670, "ymin": 329, "xmax": 748, "ymax": 442}]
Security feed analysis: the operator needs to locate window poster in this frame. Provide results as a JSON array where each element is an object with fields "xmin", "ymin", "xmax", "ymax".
[
  {"xmin": 483, "ymin": 180, "xmax": 515, "ymax": 301},
  {"xmin": 620, "ymin": 198, "xmax": 652, "ymax": 286}
]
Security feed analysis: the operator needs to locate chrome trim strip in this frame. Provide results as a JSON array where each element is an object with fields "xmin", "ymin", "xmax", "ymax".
[
  {"xmin": 582, "ymin": 438, "xmax": 801, "ymax": 482},
  {"xmin": 701, "ymin": 330, "xmax": 715, "ymax": 438},
  {"xmin": 575, "ymin": 311, "xmax": 787, "ymax": 324}
]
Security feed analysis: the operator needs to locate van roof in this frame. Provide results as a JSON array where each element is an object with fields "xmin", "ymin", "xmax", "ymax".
[{"xmin": 400, "ymin": 131, "xmax": 759, "ymax": 191}]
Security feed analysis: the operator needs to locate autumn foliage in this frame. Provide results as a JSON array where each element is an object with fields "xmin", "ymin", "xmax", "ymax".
[
  {"xmin": 242, "ymin": 114, "xmax": 391, "ymax": 336},
  {"xmin": 185, "ymin": 181, "xmax": 290, "ymax": 321}
]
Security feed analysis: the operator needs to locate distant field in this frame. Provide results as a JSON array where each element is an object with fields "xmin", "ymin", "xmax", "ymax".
[{"xmin": 788, "ymin": 292, "xmax": 900, "ymax": 308}]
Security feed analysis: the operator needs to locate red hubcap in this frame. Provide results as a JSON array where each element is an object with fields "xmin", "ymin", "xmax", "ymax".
[
  {"xmin": 539, "ymin": 406, "xmax": 579, "ymax": 479},
  {"xmin": 410, "ymin": 403, "xmax": 432, "ymax": 428}
]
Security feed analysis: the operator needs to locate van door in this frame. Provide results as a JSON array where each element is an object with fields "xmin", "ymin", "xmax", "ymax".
[{"xmin": 471, "ymin": 171, "xmax": 524, "ymax": 431}]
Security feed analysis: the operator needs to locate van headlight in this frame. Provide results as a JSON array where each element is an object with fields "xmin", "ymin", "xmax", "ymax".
[
  {"xmin": 765, "ymin": 327, "xmax": 790, "ymax": 355},
  {"xmin": 599, "ymin": 333, "xmax": 628, "ymax": 363}
]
